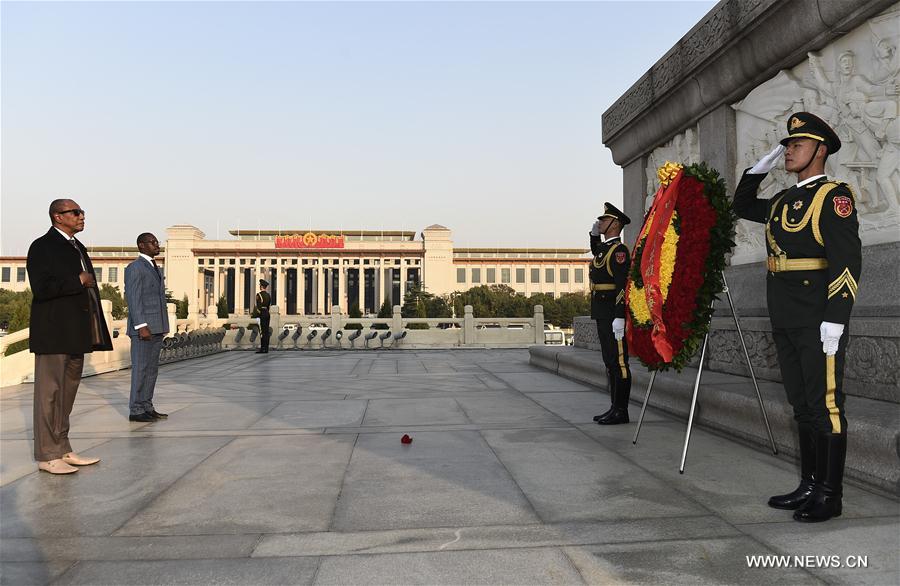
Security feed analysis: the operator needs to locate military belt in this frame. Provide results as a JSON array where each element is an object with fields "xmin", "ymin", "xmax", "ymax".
[
  {"xmin": 591, "ymin": 284, "xmax": 616, "ymax": 291},
  {"xmin": 766, "ymin": 255, "xmax": 828, "ymax": 272}
]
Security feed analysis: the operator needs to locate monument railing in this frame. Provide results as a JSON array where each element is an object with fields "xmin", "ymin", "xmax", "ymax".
[{"xmin": 0, "ymin": 303, "xmax": 545, "ymax": 387}]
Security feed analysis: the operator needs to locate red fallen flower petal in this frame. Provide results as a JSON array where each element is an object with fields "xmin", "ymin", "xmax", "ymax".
[{"xmin": 401, "ymin": 434, "xmax": 413, "ymax": 444}]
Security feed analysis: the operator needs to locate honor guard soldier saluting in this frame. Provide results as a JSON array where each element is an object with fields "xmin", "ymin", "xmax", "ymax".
[
  {"xmin": 255, "ymin": 279, "xmax": 272, "ymax": 354},
  {"xmin": 733, "ymin": 112, "xmax": 861, "ymax": 523},
  {"xmin": 589, "ymin": 203, "xmax": 632, "ymax": 425}
]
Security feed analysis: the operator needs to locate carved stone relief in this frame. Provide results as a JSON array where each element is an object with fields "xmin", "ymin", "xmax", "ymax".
[
  {"xmin": 731, "ymin": 7, "xmax": 900, "ymax": 264},
  {"xmin": 643, "ymin": 126, "xmax": 701, "ymax": 212}
]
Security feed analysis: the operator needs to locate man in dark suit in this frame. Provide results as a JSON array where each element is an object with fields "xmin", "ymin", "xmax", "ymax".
[
  {"xmin": 589, "ymin": 202, "xmax": 632, "ymax": 425},
  {"xmin": 255, "ymin": 279, "xmax": 272, "ymax": 354},
  {"xmin": 733, "ymin": 112, "xmax": 861, "ymax": 523},
  {"xmin": 125, "ymin": 233, "xmax": 170, "ymax": 423},
  {"xmin": 27, "ymin": 199, "xmax": 112, "ymax": 474}
]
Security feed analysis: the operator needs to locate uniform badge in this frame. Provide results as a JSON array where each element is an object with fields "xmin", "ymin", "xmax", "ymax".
[
  {"xmin": 615, "ymin": 251, "xmax": 627, "ymax": 264},
  {"xmin": 833, "ymin": 195, "xmax": 853, "ymax": 218},
  {"xmin": 792, "ymin": 200, "xmax": 804, "ymax": 210}
]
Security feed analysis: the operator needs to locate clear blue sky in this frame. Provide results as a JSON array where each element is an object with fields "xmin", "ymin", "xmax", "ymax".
[{"xmin": 1, "ymin": 0, "xmax": 715, "ymax": 254}]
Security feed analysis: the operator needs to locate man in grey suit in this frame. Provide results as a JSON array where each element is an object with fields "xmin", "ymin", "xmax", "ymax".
[{"xmin": 125, "ymin": 233, "xmax": 169, "ymax": 423}]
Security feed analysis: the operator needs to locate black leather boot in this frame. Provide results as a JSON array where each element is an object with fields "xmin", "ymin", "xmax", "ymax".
[
  {"xmin": 593, "ymin": 371, "xmax": 616, "ymax": 422},
  {"xmin": 768, "ymin": 426, "xmax": 816, "ymax": 510},
  {"xmin": 598, "ymin": 375, "xmax": 630, "ymax": 425},
  {"xmin": 794, "ymin": 433, "xmax": 846, "ymax": 522}
]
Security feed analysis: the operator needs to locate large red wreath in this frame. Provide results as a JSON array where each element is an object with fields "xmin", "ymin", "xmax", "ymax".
[{"xmin": 626, "ymin": 163, "xmax": 736, "ymax": 372}]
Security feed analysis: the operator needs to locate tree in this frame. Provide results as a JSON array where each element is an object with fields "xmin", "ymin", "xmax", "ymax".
[
  {"xmin": 377, "ymin": 299, "xmax": 392, "ymax": 318},
  {"xmin": 99, "ymin": 284, "xmax": 127, "ymax": 319},
  {"xmin": 0, "ymin": 288, "xmax": 32, "ymax": 355},
  {"xmin": 176, "ymin": 294, "xmax": 189, "ymax": 319},
  {"xmin": 345, "ymin": 303, "xmax": 363, "ymax": 330},
  {"xmin": 216, "ymin": 295, "xmax": 229, "ymax": 318},
  {"xmin": 401, "ymin": 285, "xmax": 430, "ymax": 329}
]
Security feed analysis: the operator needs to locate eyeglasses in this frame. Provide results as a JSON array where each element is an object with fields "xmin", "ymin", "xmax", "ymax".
[{"xmin": 57, "ymin": 209, "xmax": 86, "ymax": 216}]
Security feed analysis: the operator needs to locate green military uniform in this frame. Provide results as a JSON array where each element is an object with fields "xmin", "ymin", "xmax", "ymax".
[
  {"xmin": 733, "ymin": 112, "xmax": 861, "ymax": 523},
  {"xmin": 255, "ymin": 280, "xmax": 272, "ymax": 354},
  {"xmin": 590, "ymin": 202, "xmax": 632, "ymax": 424}
]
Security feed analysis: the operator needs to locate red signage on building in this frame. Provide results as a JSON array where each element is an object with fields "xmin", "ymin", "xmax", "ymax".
[{"xmin": 275, "ymin": 233, "xmax": 345, "ymax": 249}]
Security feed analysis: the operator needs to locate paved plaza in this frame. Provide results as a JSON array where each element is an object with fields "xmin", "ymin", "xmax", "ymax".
[{"xmin": 1, "ymin": 350, "xmax": 898, "ymax": 585}]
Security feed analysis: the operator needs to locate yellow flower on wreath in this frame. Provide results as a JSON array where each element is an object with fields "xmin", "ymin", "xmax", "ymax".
[{"xmin": 628, "ymin": 212, "xmax": 680, "ymax": 326}]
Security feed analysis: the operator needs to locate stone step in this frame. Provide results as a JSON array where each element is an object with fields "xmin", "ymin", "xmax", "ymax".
[{"xmin": 530, "ymin": 345, "xmax": 899, "ymax": 496}]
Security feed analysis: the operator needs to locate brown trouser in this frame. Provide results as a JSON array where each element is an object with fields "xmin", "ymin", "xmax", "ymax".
[{"xmin": 33, "ymin": 353, "xmax": 84, "ymax": 461}]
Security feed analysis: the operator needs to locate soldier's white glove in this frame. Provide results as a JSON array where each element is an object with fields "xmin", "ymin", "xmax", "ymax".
[
  {"xmin": 590, "ymin": 221, "xmax": 602, "ymax": 236},
  {"xmin": 612, "ymin": 318, "xmax": 625, "ymax": 341},
  {"xmin": 820, "ymin": 321, "xmax": 844, "ymax": 356},
  {"xmin": 749, "ymin": 144, "xmax": 786, "ymax": 174}
]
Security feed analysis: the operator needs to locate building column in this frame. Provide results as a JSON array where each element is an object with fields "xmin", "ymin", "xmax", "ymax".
[
  {"xmin": 357, "ymin": 268, "xmax": 365, "ymax": 314},
  {"xmin": 297, "ymin": 265, "xmax": 305, "ymax": 315},
  {"xmin": 236, "ymin": 263, "xmax": 244, "ymax": 315},
  {"xmin": 372, "ymin": 265, "xmax": 384, "ymax": 314},
  {"xmin": 279, "ymin": 266, "xmax": 288, "ymax": 313},
  {"xmin": 316, "ymin": 266, "xmax": 325, "ymax": 315},
  {"xmin": 400, "ymin": 264, "xmax": 408, "ymax": 302},
  {"xmin": 212, "ymin": 266, "xmax": 221, "ymax": 307},
  {"xmin": 338, "ymin": 265, "xmax": 347, "ymax": 314}
]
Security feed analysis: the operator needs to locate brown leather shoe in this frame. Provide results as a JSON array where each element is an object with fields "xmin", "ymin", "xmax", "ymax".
[
  {"xmin": 62, "ymin": 452, "xmax": 100, "ymax": 466},
  {"xmin": 38, "ymin": 459, "xmax": 79, "ymax": 474}
]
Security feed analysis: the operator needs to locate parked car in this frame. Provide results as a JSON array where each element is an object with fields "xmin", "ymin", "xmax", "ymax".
[{"xmin": 544, "ymin": 323, "xmax": 565, "ymax": 345}]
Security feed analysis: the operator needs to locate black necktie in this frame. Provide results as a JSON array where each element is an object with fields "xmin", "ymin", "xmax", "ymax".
[
  {"xmin": 151, "ymin": 258, "xmax": 161, "ymax": 279},
  {"xmin": 69, "ymin": 239, "xmax": 88, "ymax": 272}
]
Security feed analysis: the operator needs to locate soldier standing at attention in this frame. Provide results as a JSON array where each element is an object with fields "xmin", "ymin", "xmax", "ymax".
[
  {"xmin": 255, "ymin": 279, "xmax": 272, "ymax": 354},
  {"xmin": 590, "ymin": 203, "xmax": 632, "ymax": 425},
  {"xmin": 733, "ymin": 112, "xmax": 861, "ymax": 523}
]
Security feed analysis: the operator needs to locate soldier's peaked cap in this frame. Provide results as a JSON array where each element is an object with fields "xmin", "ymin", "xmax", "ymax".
[
  {"xmin": 780, "ymin": 112, "xmax": 841, "ymax": 154},
  {"xmin": 259, "ymin": 279, "xmax": 269, "ymax": 287},
  {"xmin": 598, "ymin": 202, "xmax": 631, "ymax": 226}
]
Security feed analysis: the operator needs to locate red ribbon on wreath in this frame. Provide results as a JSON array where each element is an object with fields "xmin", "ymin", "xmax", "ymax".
[{"xmin": 639, "ymin": 169, "xmax": 684, "ymax": 363}]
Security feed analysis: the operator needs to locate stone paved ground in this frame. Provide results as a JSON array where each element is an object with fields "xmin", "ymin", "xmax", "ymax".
[{"xmin": 1, "ymin": 350, "xmax": 897, "ymax": 585}]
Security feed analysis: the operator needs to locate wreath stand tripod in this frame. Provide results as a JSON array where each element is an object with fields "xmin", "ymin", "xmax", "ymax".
[{"xmin": 631, "ymin": 272, "xmax": 778, "ymax": 473}]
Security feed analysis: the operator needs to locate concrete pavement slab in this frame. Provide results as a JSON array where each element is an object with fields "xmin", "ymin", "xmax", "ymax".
[
  {"xmin": 738, "ymin": 516, "xmax": 900, "ymax": 585},
  {"xmin": 0, "ymin": 561, "xmax": 75, "ymax": 585},
  {"xmin": 332, "ymin": 431, "xmax": 539, "ymax": 531},
  {"xmin": 482, "ymin": 428, "xmax": 706, "ymax": 522},
  {"xmin": 52, "ymin": 557, "xmax": 320, "ymax": 585},
  {"xmin": 254, "ymin": 516, "xmax": 739, "ymax": 557},
  {"xmin": 580, "ymin": 421, "xmax": 899, "ymax": 525},
  {"xmin": 0, "ymin": 437, "xmax": 231, "ymax": 537},
  {"xmin": 115, "ymin": 435, "xmax": 355, "ymax": 536},
  {"xmin": 1, "ymin": 534, "xmax": 259, "ymax": 562},
  {"xmin": 526, "ymin": 391, "xmax": 667, "ymax": 424},
  {"xmin": 312, "ymin": 547, "xmax": 585, "ymax": 585},
  {"xmin": 251, "ymin": 399, "xmax": 367, "ymax": 429},
  {"xmin": 361, "ymin": 398, "xmax": 470, "ymax": 426},
  {"xmin": 562, "ymin": 537, "xmax": 822, "ymax": 585}
]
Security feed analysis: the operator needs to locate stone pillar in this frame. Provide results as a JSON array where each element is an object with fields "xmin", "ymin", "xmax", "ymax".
[
  {"xmin": 278, "ymin": 267, "xmax": 287, "ymax": 314},
  {"xmin": 392, "ymin": 304, "xmax": 402, "ymax": 333},
  {"xmin": 297, "ymin": 265, "xmax": 305, "ymax": 315},
  {"xmin": 235, "ymin": 264, "xmax": 244, "ymax": 316},
  {"xmin": 330, "ymin": 304, "xmax": 342, "ymax": 332},
  {"xmin": 338, "ymin": 266, "xmax": 347, "ymax": 314},
  {"xmin": 357, "ymin": 268, "xmax": 365, "ymax": 314},
  {"xmin": 167, "ymin": 302, "xmax": 178, "ymax": 334},
  {"xmin": 375, "ymin": 264, "xmax": 383, "ymax": 313},
  {"xmin": 316, "ymin": 267, "xmax": 325, "ymax": 315},
  {"xmin": 698, "ymin": 104, "xmax": 737, "ymax": 192},
  {"xmin": 533, "ymin": 304, "xmax": 545, "ymax": 344},
  {"xmin": 212, "ymin": 267, "xmax": 220, "ymax": 308},
  {"xmin": 400, "ymin": 264, "xmax": 408, "ymax": 301},
  {"xmin": 622, "ymin": 157, "xmax": 647, "ymax": 249},
  {"xmin": 463, "ymin": 304, "xmax": 475, "ymax": 345}
]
